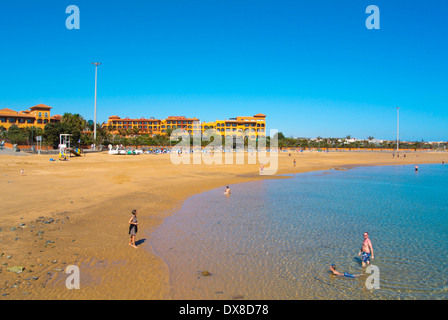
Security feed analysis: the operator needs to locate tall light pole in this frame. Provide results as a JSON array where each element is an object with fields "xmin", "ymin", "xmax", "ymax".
[
  {"xmin": 92, "ymin": 62, "xmax": 101, "ymax": 145},
  {"xmin": 396, "ymin": 107, "xmax": 400, "ymax": 153}
]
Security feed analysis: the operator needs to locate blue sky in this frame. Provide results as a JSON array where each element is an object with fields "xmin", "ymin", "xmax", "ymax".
[{"xmin": 0, "ymin": 0, "xmax": 447, "ymax": 141}]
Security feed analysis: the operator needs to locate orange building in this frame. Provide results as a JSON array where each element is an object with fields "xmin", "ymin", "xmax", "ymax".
[
  {"xmin": 104, "ymin": 113, "xmax": 266, "ymax": 139},
  {"xmin": 0, "ymin": 104, "xmax": 61, "ymax": 130},
  {"xmin": 163, "ymin": 116, "xmax": 201, "ymax": 135},
  {"xmin": 105, "ymin": 115, "xmax": 200, "ymax": 136}
]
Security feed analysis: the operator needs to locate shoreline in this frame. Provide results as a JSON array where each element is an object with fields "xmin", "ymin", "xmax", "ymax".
[{"xmin": 0, "ymin": 151, "xmax": 446, "ymax": 299}]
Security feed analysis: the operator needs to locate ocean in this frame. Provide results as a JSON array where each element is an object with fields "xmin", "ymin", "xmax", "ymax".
[{"xmin": 152, "ymin": 164, "xmax": 448, "ymax": 300}]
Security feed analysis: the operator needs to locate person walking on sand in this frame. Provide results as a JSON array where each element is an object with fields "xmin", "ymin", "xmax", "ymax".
[
  {"xmin": 260, "ymin": 163, "xmax": 264, "ymax": 175},
  {"xmin": 293, "ymin": 159, "xmax": 296, "ymax": 167},
  {"xmin": 128, "ymin": 209, "xmax": 139, "ymax": 248},
  {"xmin": 359, "ymin": 232, "xmax": 374, "ymax": 267}
]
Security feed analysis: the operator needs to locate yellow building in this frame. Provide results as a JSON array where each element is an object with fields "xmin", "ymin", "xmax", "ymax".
[
  {"xmin": 202, "ymin": 113, "xmax": 266, "ymax": 139},
  {"xmin": 104, "ymin": 113, "xmax": 266, "ymax": 139},
  {"xmin": 105, "ymin": 115, "xmax": 200, "ymax": 136},
  {"xmin": 0, "ymin": 104, "xmax": 61, "ymax": 130}
]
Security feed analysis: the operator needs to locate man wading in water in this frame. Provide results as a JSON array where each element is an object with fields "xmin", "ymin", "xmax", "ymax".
[{"xmin": 359, "ymin": 232, "xmax": 374, "ymax": 267}]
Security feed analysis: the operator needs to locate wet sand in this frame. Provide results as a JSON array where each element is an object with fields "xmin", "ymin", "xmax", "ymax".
[{"xmin": 0, "ymin": 150, "xmax": 446, "ymax": 299}]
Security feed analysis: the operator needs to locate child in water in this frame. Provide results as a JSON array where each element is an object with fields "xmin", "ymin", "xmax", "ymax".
[{"xmin": 329, "ymin": 264, "xmax": 362, "ymax": 278}]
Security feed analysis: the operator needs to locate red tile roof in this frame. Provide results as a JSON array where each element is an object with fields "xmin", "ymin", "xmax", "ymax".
[{"xmin": 29, "ymin": 104, "xmax": 52, "ymax": 110}]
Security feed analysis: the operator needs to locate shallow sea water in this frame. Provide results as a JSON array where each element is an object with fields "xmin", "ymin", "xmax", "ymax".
[{"xmin": 152, "ymin": 164, "xmax": 448, "ymax": 300}]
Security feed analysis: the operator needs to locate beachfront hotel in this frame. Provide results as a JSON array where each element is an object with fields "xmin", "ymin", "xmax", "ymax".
[
  {"xmin": 201, "ymin": 113, "xmax": 266, "ymax": 139},
  {"xmin": 104, "ymin": 113, "xmax": 267, "ymax": 139},
  {"xmin": 105, "ymin": 115, "xmax": 201, "ymax": 135},
  {"xmin": 0, "ymin": 104, "xmax": 61, "ymax": 130}
]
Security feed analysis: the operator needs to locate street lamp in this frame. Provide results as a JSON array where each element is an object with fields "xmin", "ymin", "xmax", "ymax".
[
  {"xmin": 92, "ymin": 62, "xmax": 101, "ymax": 146},
  {"xmin": 396, "ymin": 107, "xmax": 400, "ymax": 153}
]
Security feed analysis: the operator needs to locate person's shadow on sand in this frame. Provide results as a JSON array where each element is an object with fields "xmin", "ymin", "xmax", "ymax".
[{"xmin": 135, "ymin": 239, "xmax": 147, "ymax": 246}]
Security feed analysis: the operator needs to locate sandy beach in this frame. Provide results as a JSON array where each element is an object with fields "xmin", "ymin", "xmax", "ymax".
[{"xmin": 0, "ymin": 150, "xmax": 446, "ymax": 300}]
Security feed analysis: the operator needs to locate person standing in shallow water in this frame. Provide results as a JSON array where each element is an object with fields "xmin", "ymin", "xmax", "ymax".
[
  {"xmin": 359, "ymin": 232, "xmax": 374, "ymax": 267},
  {"xmin": 129, "ymin": 209, "xmax": 139, "ymax": 248}
]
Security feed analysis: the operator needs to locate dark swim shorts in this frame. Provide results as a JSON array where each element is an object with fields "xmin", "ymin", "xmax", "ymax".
[
  {"xmin": 344, "ymin": 272, "xmax": 356, "ymax": 278},
  {"xmin": 361, "ymin": 251, "xmax": 371, "ymax": 263}
]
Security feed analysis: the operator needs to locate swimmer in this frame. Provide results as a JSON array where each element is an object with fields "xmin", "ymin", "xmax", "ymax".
[
  {"xmin": 329, "ymin": 264, "xmax": 362, "ymax": 278},
  {"xmin": 415, "ymin": 165, "xmax": 419, "ymax": 172},
  {"xmin": 224, "ymin": 186, "xmax": 231, "ymax": 195}
]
